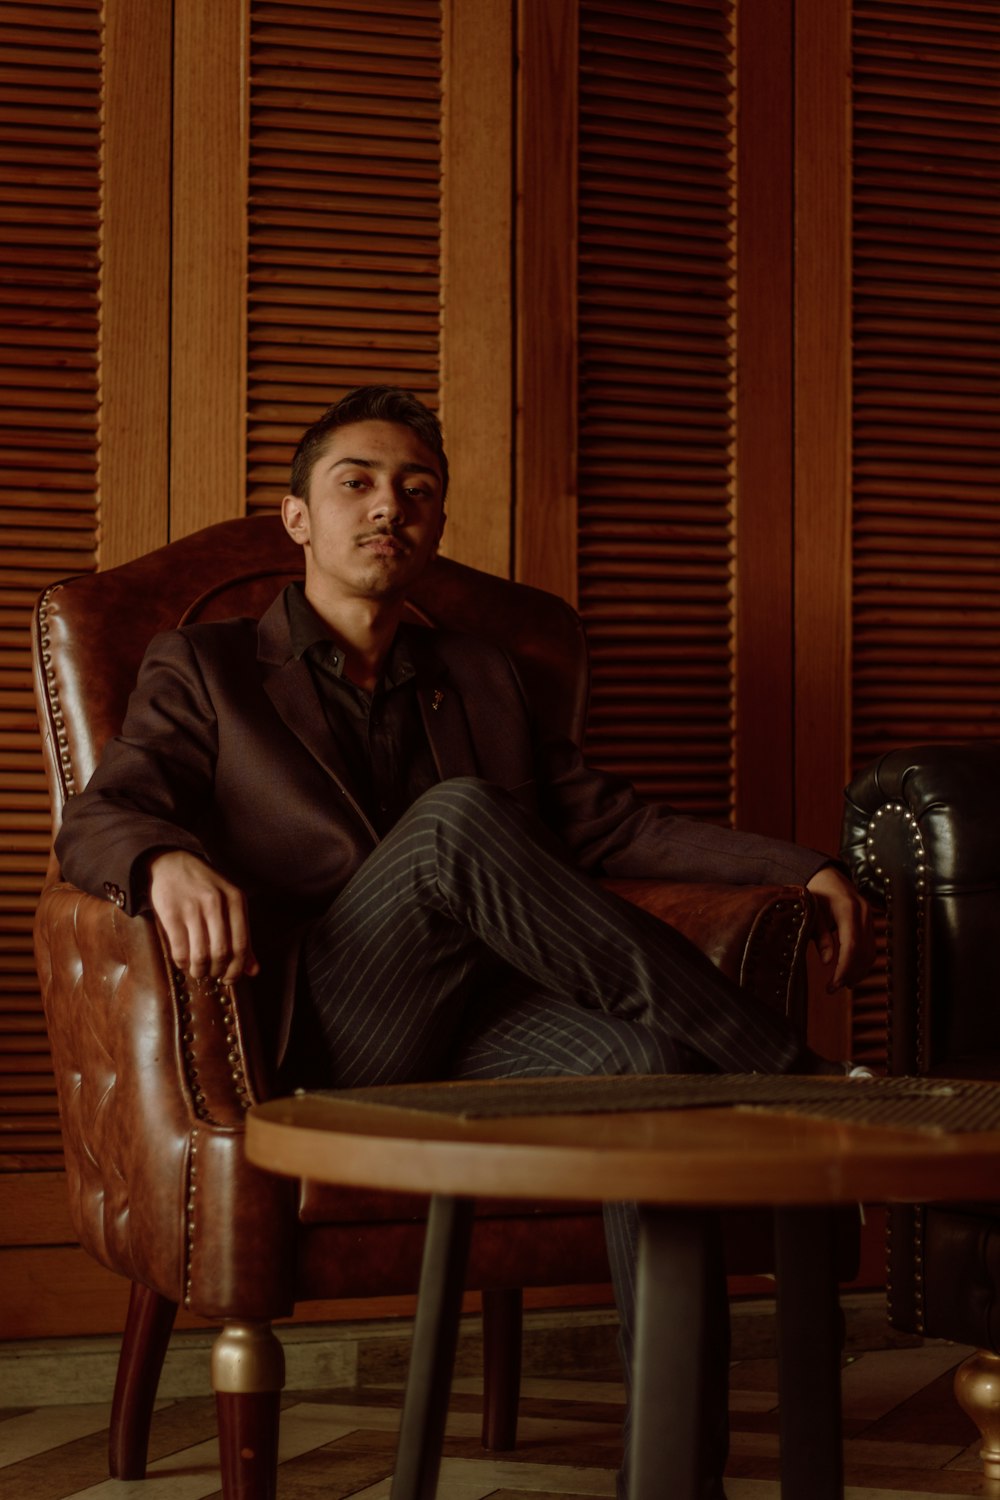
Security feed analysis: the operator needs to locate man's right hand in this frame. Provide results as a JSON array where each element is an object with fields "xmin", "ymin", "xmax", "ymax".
[{"xmin": 147, "ymin": 850, "xmax": 259, "ymax": 983}]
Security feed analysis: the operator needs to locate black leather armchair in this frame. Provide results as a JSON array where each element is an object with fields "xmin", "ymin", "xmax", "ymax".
[{"xmin": 843, "ymin": 743, "xmax": 1000, "ymax": 1481}]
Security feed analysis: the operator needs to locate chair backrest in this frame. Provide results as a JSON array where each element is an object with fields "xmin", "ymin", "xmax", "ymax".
[{"xmin": 32, "ymin": 515, "xmax": 589, "ymax": 838}]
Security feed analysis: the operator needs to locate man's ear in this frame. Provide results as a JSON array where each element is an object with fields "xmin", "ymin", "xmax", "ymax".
[{"xmin": 281, "ymin": 493, "xmax": 309, "ymax": 547}]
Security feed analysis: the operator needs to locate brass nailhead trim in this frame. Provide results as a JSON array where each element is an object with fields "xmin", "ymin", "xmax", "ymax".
[
  {"xmin": 184, "ymin": 1128, "xmax": 199, "ymax": 1308},
  {"xmin": 867, "ymin": 803, "xmax": 929, "ymax": 1336},
  {"xmin": 175, "ymin": 975, "xmax": 253, "ymax": 1123},
  {"xmin": 218, "ymin": 985, "xmax": 252, "ymax": 1113},
  {"xmin": 36, "ymin": 583, "xmax": 77, "ymax": 800},
  {"xmin": 863, "ymin": 801, "xmax": 928, "ymax": 1074}
]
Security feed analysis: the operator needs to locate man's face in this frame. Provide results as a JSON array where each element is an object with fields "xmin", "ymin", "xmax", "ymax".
[{"xmin": 281, "ymin": 419, "xmax": 446, "ymax": 607}]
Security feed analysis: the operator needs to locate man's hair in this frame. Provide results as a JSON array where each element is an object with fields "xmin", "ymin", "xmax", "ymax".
[{"xmin": 289, "ymin": 386, "xmax": 449, "ymax": 502}]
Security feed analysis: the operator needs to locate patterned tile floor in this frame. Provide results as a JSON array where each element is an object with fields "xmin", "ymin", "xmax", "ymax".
[{"xmin": 0, "ymin": 1336, "xmax": 994, "ymax": 1500}]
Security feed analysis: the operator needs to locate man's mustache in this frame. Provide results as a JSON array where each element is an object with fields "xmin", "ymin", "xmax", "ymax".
[{"xmin": 356, "ymin": 527, "xmax": 409, "ymax": 546}]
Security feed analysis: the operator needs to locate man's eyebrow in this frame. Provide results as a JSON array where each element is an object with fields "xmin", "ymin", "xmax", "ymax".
[{"xmin": 330, "ymin": 457, "xmax": 440, "ymax": 480}]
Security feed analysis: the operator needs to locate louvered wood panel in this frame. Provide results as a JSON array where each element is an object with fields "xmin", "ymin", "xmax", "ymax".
[
  {"xmin": 0, "ymin": 0, "xmax": 101, "ymax": 1166},
  {"xmin": 577, "ymin": 0, "xmax": 737, "ymax": 818},
  {"xmin": 849, "ymin": 1, "xmax": 1000, "ymax": 1064},
  {"xmin": 245, "ymin": 0, "xmax": 443, "ymax": 516},
  {"xmin": 852, "ymin": 0, "xmax": 1000, "ymax": 761}
]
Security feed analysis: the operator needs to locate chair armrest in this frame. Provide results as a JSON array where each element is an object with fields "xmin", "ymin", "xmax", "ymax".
[
  {"xmin": 603, "ymin": 880, "xmax": 814, "ymax": 1031},
  {"xmin": 843, "ymin": 744, "xmax": 1000, "ymax": 1073},
  {"xmin": 34, "ymin": 882, "xmax": 296, "ymax": 1319},
  {"xmin": 843, "ymin": 742, "xmax": 1000, "ymax": 903}
]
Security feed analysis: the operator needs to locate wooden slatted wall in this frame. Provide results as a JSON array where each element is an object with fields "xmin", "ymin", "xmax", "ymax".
[
  {"xmin": 852, "ymin": 0, "xmax": 1000, "ymax": 760},
  {"xmin": 0, "ymin": 0, "xmax": 101, "ymax": 1168},
  {"xmin": 245, "ymin": 0, "xmax": 443, "ymax": 517},
  {"xmin": 577, "ymin": 0, "xmax": 737, "ymax": 819},
  {"xmin": 849, "ymin": 0, "xmax": 1000, "ymax": 1063}
]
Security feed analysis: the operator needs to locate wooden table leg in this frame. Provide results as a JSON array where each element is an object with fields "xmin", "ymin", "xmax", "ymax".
[
  {"xmin": 774, "ymin": 1207, "xmax": 843, "ymax": 1500},
  {"xmin": 631, "ymin": 1207, "xmax": 728, "ymax": 1500},
  {"xmin": 390, "ymin": 1195, "xmax": 475, "ymax": 1500}
]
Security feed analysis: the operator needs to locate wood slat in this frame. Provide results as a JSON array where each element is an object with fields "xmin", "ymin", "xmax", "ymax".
[
  {"xmin": 0, "ymin": 0, "xmax": 101, "ymax": 1167},
  {"xmin": 577, "ymin": 0, "xmax": 737, "ymax": 817},
  {"xmin": 851, "ymin": 0, "xmax": 1000, "ymax": 774},
  {"xmin": 849, "ymin": 0, "xmax": 1000, "ymax": 1066},
  {"xmin": 245, "ymin": 0, "xmax": 443, "ymax": 515}
]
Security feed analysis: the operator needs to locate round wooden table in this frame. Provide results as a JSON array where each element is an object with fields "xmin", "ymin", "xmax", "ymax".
[{"xmin": 247, "ymin": 1073, "xmax": 1000, "ymax": 1500}]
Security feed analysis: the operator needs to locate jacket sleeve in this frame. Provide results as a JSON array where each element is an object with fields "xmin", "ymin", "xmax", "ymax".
[
  {"xmin": 54, "ymin": 630, "xmax": 218, "ymax": 914},
  {"xmin": 537, "ymin": 735, "xmax": 830, "ymax": 887}
]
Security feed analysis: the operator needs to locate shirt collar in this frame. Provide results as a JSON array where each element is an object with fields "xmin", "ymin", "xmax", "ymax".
[{"xmin": 284, "ymin": 581, "xmax": 417, "ymax": 688}]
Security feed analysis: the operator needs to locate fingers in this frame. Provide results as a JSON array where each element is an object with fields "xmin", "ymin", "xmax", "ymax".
[
  {"xmin": 829, "ymin": 924, "xmax": 858, "ymax": 991},
  {"xmin": 148, "ymin": 850, "xmax": 258, "ymax": 982},
  {"xmin": 219, "ymin": 896, "xmax": 260, "ymax": 983},
  {"xmin": 805, "ymin": 865, "xmax": 876, "ymax": 993},
  {"xmin": 828, "ymin": 887, "xmax": 876, "ymax": 991},
  {"xmin": 815, "ymin": 924, "xmax": 836, "ymax": 969}
]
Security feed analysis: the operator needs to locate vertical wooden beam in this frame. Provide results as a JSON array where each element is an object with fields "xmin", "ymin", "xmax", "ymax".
[
  {"xmin": 514, "ymin": 0, "xmax": 578, "ymax": 605},
  {"xmin": 794, "ymin": 0, "xmax": 853, "ymax": 851},
  {"xmin": 733, "ymin": 0, "xmax": 794, "ymax": 839},
  {"xmin": 170, "ymin": 0, "xmax": 248, "ymax": 538},
  {"xmin": 439, "ymin": 0, "xmax": 514, "ymax": 579},
  {"xmin": 794, "ymin": 0, "xmax": 853, "ymax": 1059},
  {"xmin": 98, "ymin": 0, "xmax": 173, "ymax": 569}
]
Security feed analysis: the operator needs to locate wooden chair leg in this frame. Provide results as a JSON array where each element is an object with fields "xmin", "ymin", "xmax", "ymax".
[
  {"xmin": 109, "ymin": 1282, "xmax": 179, "ymax": 1478},
  {"xmin": 216, "ymin": 1391, "xmax": 282, "ymax": 1500},
  {"xmin": 954, "ymin": 1349, "xmax": 1000, "ymax": 1481},
  {"xmin": 212, "ymin": 1321, "xmax": 285, "ymax": 1500},
  {"xmin": 481, "ymin": 1287, "xmax": 523, "ymax": 1450}
]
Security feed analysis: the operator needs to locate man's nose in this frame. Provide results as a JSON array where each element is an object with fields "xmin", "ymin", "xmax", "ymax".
[{"xmin": 368, "ymin": 483, "xmax": 405, "ymax": 524}]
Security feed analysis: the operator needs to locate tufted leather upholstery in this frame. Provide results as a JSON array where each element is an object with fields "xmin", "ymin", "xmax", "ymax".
[
  {"xmin": 844, "ymin": 744, "xmax": 1000, "ymax": 1475},
  {"xmin": 33, "ymin": 516, "xmax": 817, "ymax": 1497}
]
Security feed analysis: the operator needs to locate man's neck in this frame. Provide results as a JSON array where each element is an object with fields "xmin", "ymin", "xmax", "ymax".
[{"xmin": 302, "ymin": 587, "xmax": 403, "ymax": 693}]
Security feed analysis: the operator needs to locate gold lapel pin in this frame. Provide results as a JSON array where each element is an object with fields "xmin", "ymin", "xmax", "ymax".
[{"xmin": 431, "ymin": 689, "xmax": 444, "ymax": 711}]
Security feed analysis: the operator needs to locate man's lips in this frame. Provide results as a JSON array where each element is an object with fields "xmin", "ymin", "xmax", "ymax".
[{"xmin": 357, "ymin": 532, "xmax": 408, "ymax": 556}]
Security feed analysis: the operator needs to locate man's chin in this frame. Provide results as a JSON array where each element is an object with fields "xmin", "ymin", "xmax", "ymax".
[{"xmin": 354, "ymin": 561, "xmax": 423, "ymax": 598}]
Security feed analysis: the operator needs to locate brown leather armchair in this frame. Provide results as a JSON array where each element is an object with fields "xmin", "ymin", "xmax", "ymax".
[
  {"xmin": 843, "ymin": 745, "xmax": 1000, "ymax": 1480},
  {"xmin": 33, "ymin": 516, "xmax": 817, "ymax": 1500}
]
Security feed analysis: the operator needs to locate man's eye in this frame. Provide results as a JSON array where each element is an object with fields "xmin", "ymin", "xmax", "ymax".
[
  {"xmin": 405, "ymin": 486, "xmax": 431, "ymax": 499},
  {"xmin": 342, "ymin": 478, "xmax": 367, "ymax": 490}
]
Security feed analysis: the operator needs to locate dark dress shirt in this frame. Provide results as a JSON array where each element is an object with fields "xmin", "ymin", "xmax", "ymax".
[{"xmin": 285, "ymin": 583, "xmax": 440, "ymax": 837}]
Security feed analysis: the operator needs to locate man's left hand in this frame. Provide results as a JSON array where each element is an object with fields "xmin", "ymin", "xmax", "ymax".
[{"xmin": 805, "ymin": 865, "xmax": 876, "ymax": 992}]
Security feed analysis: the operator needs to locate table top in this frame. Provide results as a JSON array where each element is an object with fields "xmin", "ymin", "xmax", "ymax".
[{"xmin": 245, "ymin": 1075, "xmax": 1000, "ymax": 1208}]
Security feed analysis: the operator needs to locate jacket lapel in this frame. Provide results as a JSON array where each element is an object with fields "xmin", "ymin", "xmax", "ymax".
[
  {"xmin": 256, "ymin": 594, "xmax": 377, "ymax": 835},
  {"xmin": 408, "ymin": 629, "xmax": 480, "ymax": 783}
]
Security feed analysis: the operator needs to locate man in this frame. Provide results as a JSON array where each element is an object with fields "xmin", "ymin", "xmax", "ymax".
[{"xmin": 56, "ymin": 385, "xmax": 872, "ymax": 1496}]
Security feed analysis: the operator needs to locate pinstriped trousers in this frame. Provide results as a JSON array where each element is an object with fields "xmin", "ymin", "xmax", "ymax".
[
  {"xmin": 300, "ymin": 777, "xmax": 801, "ymax": 1498},
  {"xmin": 301, "ymin": 776, "xmax": 803, "ymax": 1085}
]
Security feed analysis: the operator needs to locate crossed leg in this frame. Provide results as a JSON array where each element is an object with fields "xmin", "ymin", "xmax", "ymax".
[
  {"xmin": 299, "ymin": 776, "xmax": 803, "ymax": 1088},
  {"xmin": 297, "ymin": 776, "xmax": 791, "ymax": 1499}
]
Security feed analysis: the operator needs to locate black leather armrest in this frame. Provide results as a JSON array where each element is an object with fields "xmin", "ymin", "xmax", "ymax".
[
  {"xmin": 843, "ymin": 742, "xmax": 1000, "ymax": 904},
  {"xmin": 842, "ymin": 743, "xmax": 1000, "ymax": 1074}
]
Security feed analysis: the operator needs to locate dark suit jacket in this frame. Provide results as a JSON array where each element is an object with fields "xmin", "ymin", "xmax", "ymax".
[{"xmin": 56, "ymin": 590, "xmax": 826, "ymax": 1063}]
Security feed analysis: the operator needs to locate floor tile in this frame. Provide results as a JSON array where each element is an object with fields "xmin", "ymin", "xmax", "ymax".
[
  {"xmin": 0, "ymin": 1404, "xmax": 112, "ymax": 1466},
  {"xmin": 841, "ymin": 1346, "xmax": 971, "ymax": 1422},
  {"xmin": 1, "ymin": 1324, "xmax": 993, "ymax": 1500}
]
